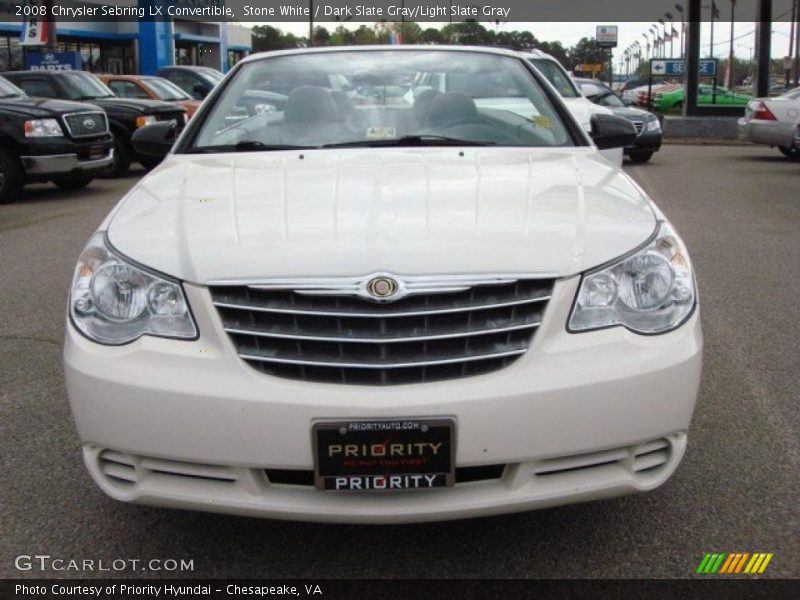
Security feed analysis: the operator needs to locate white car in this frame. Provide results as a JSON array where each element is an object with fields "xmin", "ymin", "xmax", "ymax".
[
  {"xmin": 64, "ymin": 46, "xmax": 702, "ymax": 524},
  {"xmin": 519, "ymin": 50, "xmax": 623, "ymax": 166},
  {"xmin": 738, "ymin": 87, "xmax": 800, "ymax": 159}
]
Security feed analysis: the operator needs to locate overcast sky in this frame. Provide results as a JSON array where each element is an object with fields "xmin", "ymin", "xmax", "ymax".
[{"xmin": 250, "ymin": 21, "xmax": 797, "ymax": 60}]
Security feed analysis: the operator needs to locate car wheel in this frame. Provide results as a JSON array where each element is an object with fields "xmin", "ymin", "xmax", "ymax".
[
  {"xmin": 628, "ymin": 151, "xmax": 654, "ymax": 164},
  {"xmin": 0, "ymin": 147, "xmax": 24, "ymax": 204},
  {"xmin": 778, "ymin": 146, "xmax": 799, "ymax": 160},
  {"xmin": 53, "ymin": 177, "xmax": 93, "ymax": 190},
  {"xmin": 106, "ymin": 131, "xmax": 132, "ymax": 177}
]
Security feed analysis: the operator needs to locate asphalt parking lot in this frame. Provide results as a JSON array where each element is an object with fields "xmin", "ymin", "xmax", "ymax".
[{"xmin": 1, "ymin": 144, "xmax": 798, "ymax": 579}]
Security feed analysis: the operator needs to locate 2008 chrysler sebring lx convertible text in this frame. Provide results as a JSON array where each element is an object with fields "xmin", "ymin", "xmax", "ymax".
[{"xmin": 64, "ymin": 47, "xmax": 702, "ymax": 523}]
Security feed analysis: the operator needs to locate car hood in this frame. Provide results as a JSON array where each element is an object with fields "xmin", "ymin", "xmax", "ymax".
[
  {"xmin": 106, "ymin": 148, "xmax": 657, "ymax": 284},
  {"xmin": 562, "ymin": 97, "xmax": 612, "ymax": 131},
  {"xmin": 90, "ymin": 97, "xmax": 181, "ymax": 113},
  {"xmin": 608, "ymin": 106, "xmax": 653, "ymax": 120},
  {"xmin": 0, "ymin": 95, "xmax": 102, "ymax": 118}
]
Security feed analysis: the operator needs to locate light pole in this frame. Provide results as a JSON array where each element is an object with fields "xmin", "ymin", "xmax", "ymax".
[
  {"xmin": 665, "ymin": 13, "xmax": 675, "ymax": 57},
  {"xmin": 675, "ymin": 4, "xmax": 685, "ymax": 58}
]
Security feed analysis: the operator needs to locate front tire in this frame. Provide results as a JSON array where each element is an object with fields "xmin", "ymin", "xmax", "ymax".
[
  {"xmin": 106, "ymin": 131, "xmax": 132, "ymax": 177},
  {"xmin": 778, "ymin": 146, "xmax": 799, "ymax": 160},
  {"xmin": 53, "ymin": 177, "xmax": 93, "ymax": 190},
  {"xmin": 628, "ymin": 150, "xmax": 654, "ymax": 164},
  {"xmin": 0, "ymin": 148, "xmax": 24, "ymax": 204}
]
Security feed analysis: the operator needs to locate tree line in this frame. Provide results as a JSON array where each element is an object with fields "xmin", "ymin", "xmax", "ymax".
[{"xmin": 251, "ymin": 21, "xmax": 612, "ymax": 71}]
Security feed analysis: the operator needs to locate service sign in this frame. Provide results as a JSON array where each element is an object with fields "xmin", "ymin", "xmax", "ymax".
[
  {"xmin": 25, "ymin": 51, "xmax": 83, "ymax": 71},
  {"xmin": 596, "ymin": 25, "xmax": 618, "ymax": 48}
]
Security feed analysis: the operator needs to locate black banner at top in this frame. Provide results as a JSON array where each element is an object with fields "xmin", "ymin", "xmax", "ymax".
[{"xmin": 2, "ymin": 0, "xmax": 798, "ymax": 23}]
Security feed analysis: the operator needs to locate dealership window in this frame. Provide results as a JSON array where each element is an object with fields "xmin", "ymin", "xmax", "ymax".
[
  {"xmin": 0, "ymin": 34, "xmax": 24, "ymax": 72},
  {"xmin": 228, "ymin": 49, "xmax": 248, "ymax": 69},
  {"xmin": 51, "ymin": 38, "xmax": 135, "ymax": 74}
]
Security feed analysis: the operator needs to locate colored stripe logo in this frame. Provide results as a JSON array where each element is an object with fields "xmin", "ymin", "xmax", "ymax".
[{"xmin": 697, "ymin": 552, "xmax": 773, "ymax": 574}]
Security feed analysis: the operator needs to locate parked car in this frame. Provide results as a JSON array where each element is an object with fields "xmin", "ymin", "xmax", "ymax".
[
  {"xmin": 3, "ymin": 70, "xmax": 186, "ymax": 176},
  {"xmin": 624, "ymin": 82, "xmax": 670, "ymax": 106},
  {"xmin": 64, "ymin": 46, "xmax": 700, "ymax": 523},
  {"xmin": 520, "ymin": 50, "xmax": 623, "ymax": 166},
  {"xmin": 577, "ymin": 78, "xmax": 663, "ymax": 163},
  {"xmin": 157, "ymin": 65, "xmax": 224, "ymax": 100},
  {"xmin": 97, "ymin": 74, "xmax": 202, "ymax": 119},
  {"xmin": 651, "ymin": 84, "xmax": 752, "ymax": 112},
  {"xmin": 737, "ymin": 87, "xmax": 800, "ymax": 159},
  {"xmin": 793, "ymin": 122, "xmax": 800, "ymax": 153},
  {"xmin": 0, "ymin": 75, "xmax": 112, "ymax": 203}
]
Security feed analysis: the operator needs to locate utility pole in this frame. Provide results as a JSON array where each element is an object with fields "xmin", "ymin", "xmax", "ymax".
[
  {"xmin": 795, "ymin": 0, "xmax": 800, "ymax": 86},
  {"xmin": 309, "ymin": 0, "xmax": 314, "ymax": 47},
  {"xmin": 788, "ymin": 0, "xmax": 796, "ymax": 88},
  {"xmin": 726, "ymin": 1, "xmax": 736, "ymax": 89}
]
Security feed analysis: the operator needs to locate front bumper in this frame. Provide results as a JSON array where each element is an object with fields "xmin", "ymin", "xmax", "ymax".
[
  {"xmin": 737, "ymin": 118, "xmax": 795, "ymax": 148},
  {"xmin": 64, "ymin": 277, "xmax": 703, "ymax": 523},
  {"xmin": 626, "ymin": 128, "xmax": 663, "ymax": 153},
  {"xmin": 21, "ymin": 150, "xmax": 113, "ymax": 177}
]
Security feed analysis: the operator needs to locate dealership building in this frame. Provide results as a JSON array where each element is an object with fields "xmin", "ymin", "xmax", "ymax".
[{"xmin": 0, "ymin": 0, "xmax": 252, "ymax": 74}]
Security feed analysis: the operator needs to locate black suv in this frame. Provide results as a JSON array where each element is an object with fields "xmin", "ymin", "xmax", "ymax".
[
  {"xmin": 0, "ymin": 75, "xmax": 113, "ymax": 203},
  {"xmin": 4, "ymin": 70, "xmax": 186, "ymax": 176},
  {"xmin": 157, "ymin": 66, "xmax": 224, "ymax": 100}
]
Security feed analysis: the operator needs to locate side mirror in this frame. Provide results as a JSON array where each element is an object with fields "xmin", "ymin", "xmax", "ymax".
[
  {"xmin": 590, "ymin": 114, "xmax": 638, "ymax": 150},
  {"xmin": 131, "ymin": 121, "xmax": 177, "ymax": 160},
  {"xmin": 192, "ymin": 83, "xmax": 209, "ymax": 99}
]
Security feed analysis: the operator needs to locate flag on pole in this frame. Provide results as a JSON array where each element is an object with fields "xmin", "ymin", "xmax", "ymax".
[{"xmin": 20, "ymin": 16, "xmax": 50, "ymax": 46}]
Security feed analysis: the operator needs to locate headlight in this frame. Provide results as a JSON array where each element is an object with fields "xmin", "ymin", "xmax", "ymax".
[
  {"xmin": 568, "ymin": 221, "xmax": 696, "ymax": 334},
  {"xmin": 24, "ymin": 118, "xmax": 64, "ymax": 137},
  {"xmin": 135, "ymin": 115, "xmax": 158, "ymax": 128},
  {"xmin": 646, "ymin": 118, "xmax": 661, "ymax": 132},
  {"xmin": 70, "ymin": 232, "xmax": 197, "ymax": 345}
]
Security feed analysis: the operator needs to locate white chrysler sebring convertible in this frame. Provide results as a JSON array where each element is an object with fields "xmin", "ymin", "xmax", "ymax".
[{"xmin": 64, "ymin": 47, "xmax": 702, "ymax": 523}]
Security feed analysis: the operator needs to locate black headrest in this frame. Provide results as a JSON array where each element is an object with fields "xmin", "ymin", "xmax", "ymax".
[
  {"xmin": 413, "ymin": 88, "xmax": 440, "ymax": 124},
  {"xmin": 427, "ymin": 92, "xmax": 478, "ymax": 128},
  {"xmin": 284, "ymin": 86, "xmax": 338, "ymax": 124}
]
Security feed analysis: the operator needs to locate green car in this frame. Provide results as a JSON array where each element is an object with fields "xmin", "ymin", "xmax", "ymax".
[{"xmin": 653, "ymin": 85, "xmax": 752, "ymax": 111}]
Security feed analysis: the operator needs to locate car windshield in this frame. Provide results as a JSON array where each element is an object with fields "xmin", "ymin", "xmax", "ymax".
[
  {"xmin": 60, "ymin": 72, "xmax": 115, "ymax": 100},
  {"xmin": 200, "ymin": 68, "xmax": 224, "ymax": 83},
  {"xmin": 144, "ymin": 77, "xmax": 191, "ymax": 101},
  {"xmin": 187, "ymin": 50, "xmax": 573, "ymax": 152},
  {"xmin": 0, "ymin": 76, "xmax": 25, "ymax": 98},
  {"xmin": 592, "ymin": 89, "xmax": 626, "ymax": 108},
  {"xmin": 527, "ymin": 58, "xmax": 580, "ymax": 98}
]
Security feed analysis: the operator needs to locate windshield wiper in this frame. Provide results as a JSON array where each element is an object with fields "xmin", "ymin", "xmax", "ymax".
[
  {"xmin": 322, "ymin": 135, "xmax": 497, "ymax": 149},
  {"xmin": 185, "ymin": 140, "xmax": 314, "ymax": 154},
  {"xmin": 0, "ymin": 93, "xmax": 22, "ymax": 98},
  {"xmin": 72, "ymin": 95, "xmax": 101, "ymax": 101}
]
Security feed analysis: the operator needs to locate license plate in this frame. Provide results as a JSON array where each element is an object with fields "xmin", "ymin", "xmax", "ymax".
[
  {"xmin": 89, "ymin": 145, "xmax": 104, "ymax": 159},
  {"xmin": 313, "ymin": 419, "xmax": 455, "ymax": 491}
]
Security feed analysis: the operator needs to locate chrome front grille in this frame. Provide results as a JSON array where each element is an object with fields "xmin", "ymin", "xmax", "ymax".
[
  {"xmin": 210, "ymin": 276, "xmax": 554, "ymax": 385},
  {"xmin": 632, "ymin": 120, "xmax": 645, "ymax": 135},
  {"xmin": 62, "ymin": 112, "xmax": 108, "ymax": 138}
]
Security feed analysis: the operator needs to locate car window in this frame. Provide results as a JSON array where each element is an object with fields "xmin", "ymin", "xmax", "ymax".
[
  {"xmin": 19, "ymin": 77, "xmax": 57, "ymax": 97},
  {"xmin": 108, "ymin": 80, "xmax": 149, "ymax": 99},
  {"xmin": 187, "ymin": 50, "xmax": 573, "ymax": 152},
  {"xmin": 593, "ymin": 91, "xmax": 626, "ymax": 108},
  {"xmin": 143, "ymin": 77, "xmax": 191, "ymax": 101},
  {"xmin": 59, "ymin": 72, "xmax": 114, "ymax": 100},
  {"xmin": 162, "ymin": 71, "xmax": 194, "ymax": 94},
  {"xmin": 0, "ymin": 76, "xmax": 27, "ymax": 97},
  {"xmin": 527, "ymin": 58, "xmax": 580, "ymax": 98}
]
